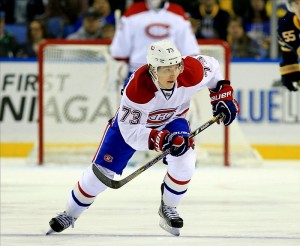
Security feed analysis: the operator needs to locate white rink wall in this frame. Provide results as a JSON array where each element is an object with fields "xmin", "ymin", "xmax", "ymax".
[{"xmin": 0, "ymin": 59, "xmax": 299, "ymax": 160}]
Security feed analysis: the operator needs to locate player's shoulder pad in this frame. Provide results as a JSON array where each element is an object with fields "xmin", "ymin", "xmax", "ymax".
[
  {"xmin": 166, "ymin": 3, "xmax": 188, "ymax": 20},
  {"xmin": 177, "ymin": 56, "xmax": 204, "ymax": 87},
  {"xmin": 125, "ymin": 65, "xmax": 158, "ymax": 104},
  {"xmin": 124, "ymin": 2, "xmax": 148, "ymax": 17},
  {"xmin": 278, "ymin": 12, "xmax": 295, "ymax": 33}
]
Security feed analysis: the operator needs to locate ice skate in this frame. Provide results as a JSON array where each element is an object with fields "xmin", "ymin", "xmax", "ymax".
[
  {"xmin": 46, "ymin": 211, "xmax": 76, "ymax": 235},
  {"xmin": 158, "ymin": 201, "xmax": 183, "ymax": 236}
]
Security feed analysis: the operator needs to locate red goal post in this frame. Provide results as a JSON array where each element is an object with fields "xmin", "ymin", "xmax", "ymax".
[
  {"xmin": 36, "ymin": 39, "xmax": 233, "ymax": 166},
  {"xmin": 199, "ymin": 39, "xmax": 230, "ymax": 167}
]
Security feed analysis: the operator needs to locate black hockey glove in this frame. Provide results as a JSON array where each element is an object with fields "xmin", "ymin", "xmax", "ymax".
[
  {"xmin": 281, "ymin": 71, "xmax": 300, "ymax": 92},
  {"xmin": 210, "ymin": 80, "xmax": 240, "ymax": 126}
]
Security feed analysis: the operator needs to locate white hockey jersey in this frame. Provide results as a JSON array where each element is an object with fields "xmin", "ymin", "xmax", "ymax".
[
  {"xmin": 110, "ymin": 1, "xmax": 199, "ymax": 73},
  {"xmin": 117, "ymin": 55, "xmax": 223, "ymax": 151}
]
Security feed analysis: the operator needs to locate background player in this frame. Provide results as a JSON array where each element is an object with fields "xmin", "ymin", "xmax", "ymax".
[
  {"xmin": 47, "ymin": 40, "xmax": 239, "ymax": 236},
  {"xmin": 277, "ymin": 0, "xmax": 300, "ymax": 91},
  {"xmin": 110, "ymin": 0, "xmax": 199, "ymax": 86}
]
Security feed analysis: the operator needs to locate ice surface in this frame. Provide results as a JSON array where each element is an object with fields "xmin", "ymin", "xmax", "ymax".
[{"xmin": 1, "ymin": 160, "xmax": 300, "ymax": 246}]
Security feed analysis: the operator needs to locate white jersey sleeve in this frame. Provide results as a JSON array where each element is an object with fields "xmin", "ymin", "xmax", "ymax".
[
  {"xmin": 117, "ymin": 95, "xmax": 152, "ymax": 151},
  {"xmin": 110, "ymin": 16, "xmax": 132, "ymax": 60},
  {"xmin": 191, "ymin": 55, "xmax": 224, "ymax": 90}
]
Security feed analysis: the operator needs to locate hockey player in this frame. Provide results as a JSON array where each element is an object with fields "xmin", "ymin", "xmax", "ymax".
[
  {"xmin": 277, "ymin": 0, "xmax": 300, "ymax": 91},
  {"xmin": 47, "ymin": 40, "xmax": 239, "ymax": 236},
  {"xmin": 110, "ymin": 0, "xmax": 199, "ymax": 78}
]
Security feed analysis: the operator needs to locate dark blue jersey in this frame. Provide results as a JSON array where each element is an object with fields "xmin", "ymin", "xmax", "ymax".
[{"xmin": 277, "ymin": 12, "xmax": 300, "ymax": 75}]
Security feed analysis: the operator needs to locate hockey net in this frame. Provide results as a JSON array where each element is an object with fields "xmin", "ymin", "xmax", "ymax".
[{"xmin": 32, "ymin": 40, "xmax": 261, "ymax": 166}]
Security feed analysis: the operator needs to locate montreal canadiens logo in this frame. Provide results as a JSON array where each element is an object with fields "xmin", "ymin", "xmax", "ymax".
[
  {"xmin": 145, "ymin": 23, "xmax": 170, "ymax": 39},
  {"xmin": 104, "ymin": 154, "xmax": 113, "ymax": 162},
  {"xmin": 147, "ymin": 108, "xmax": 176, "ymax": 124}
]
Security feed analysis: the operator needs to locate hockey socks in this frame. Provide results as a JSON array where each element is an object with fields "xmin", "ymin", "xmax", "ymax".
[
  {"xmin": 66, "ymin": 164, "xmax": 114, "ymax": 218},
  {"xmin": 158, "ymin": 172, "xmax": 191, "ymax": 236},
  {"xmin": 162, "ymin": 172, "xmax": 190, "ymax": 207},
  {"xmin": 47, "ymin": 165, "xmax": 114, "ymax": 234}
]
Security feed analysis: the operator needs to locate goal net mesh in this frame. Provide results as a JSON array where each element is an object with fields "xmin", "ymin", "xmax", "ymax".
[{"xmin": 30, "ymin": 41, "xmax": 262, "ymax": 166}]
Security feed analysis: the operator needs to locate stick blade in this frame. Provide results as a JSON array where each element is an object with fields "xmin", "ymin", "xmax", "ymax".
[{"xmin": 92, "ymin": 164, "xmax": 121, "ymax": 189}]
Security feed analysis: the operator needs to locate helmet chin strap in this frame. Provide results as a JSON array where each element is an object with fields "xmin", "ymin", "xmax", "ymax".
[
  {"xmin": 149, "ymin": 66, "xmax": 168, "ymax": 90},
  {"xmin": 149, "ymin": 67, "xmax": 158, "ymax": 81}
]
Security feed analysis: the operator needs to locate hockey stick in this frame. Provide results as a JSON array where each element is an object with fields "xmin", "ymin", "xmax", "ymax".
[{"xmin": 92, "ymin": 113, "xmax": 225, "ymax": 189}]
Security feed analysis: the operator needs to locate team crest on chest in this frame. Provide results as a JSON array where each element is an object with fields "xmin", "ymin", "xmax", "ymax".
[
  {"xmin": 147, "ymin": 108, "xmax": 177, "ymax": 124},
  {"xmin": 145, "ymin": 23, "xmax": 170, "ymax": 39}
]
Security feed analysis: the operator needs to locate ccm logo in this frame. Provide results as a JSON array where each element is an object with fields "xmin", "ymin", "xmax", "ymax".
[
  {"xmin": 147, "ymin": 108, "xmax": 176, "ymax": 124},
  {"xmin": 211, "ymin": 91, "xmax": 232, "ymax": 102}
]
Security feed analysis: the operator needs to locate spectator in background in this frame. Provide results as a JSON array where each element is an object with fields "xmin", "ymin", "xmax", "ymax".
[
  {"xmin": 191, "ymin": 0, "xmax": 231, "ymax": 40},
  {"xmin": 0, "ymin": 11, "xmax": 19, "ymax": 57},
  {"xmin": 74, "ymin": 0, "xmax": 115, "ymax": 32},
  {"xmin": 17, "ymin": 19, "xmax": 50, "ymax": 58},
  {"xmin": 67, "ymin": 8, "xmax": 102, "ymax": 40},
  {"xmin": 101, "ymin": 23, "xmax": 115, "ymax": 39},
  {"xmin": 227, "ymin": 16, "xmax": 262, "ymax": 58},
  {"xmin": 243, "ymin": 0, "xmax": 270, "ymax": 58},
  {"xmin": 111, "ymin": 0, "xmax": 199, "ymax": 77},
  {"xmin": 92, "ymin": 0, "xmax": 115, "ymax": 26},
  {"xmin": 44, "ymin": 0, "xmax": 88, "ymax": 25}
]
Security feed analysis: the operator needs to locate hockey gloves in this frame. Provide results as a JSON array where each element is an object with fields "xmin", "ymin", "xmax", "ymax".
[
  {"xmin": 210, "ymin": 80, "xmax": 239, "ymax": 126},
  {"xmin": 149, "ymin": 130, "xmax": 191, "ymax": 157},
  {"xmin": 281, "ymin": 71, "xmax": 300, "ymax": 92}
]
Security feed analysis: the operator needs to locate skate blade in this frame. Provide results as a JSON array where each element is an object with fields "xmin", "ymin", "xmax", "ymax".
[
  {"xmin": 159, "ymin": 218, "xmax": 180, "ymax": 236},
  {"xmin": 46, "ymin": 228, "xmax": 55, "ymax": 235}
]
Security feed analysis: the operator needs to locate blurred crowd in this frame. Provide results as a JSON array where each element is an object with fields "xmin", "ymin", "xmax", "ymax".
[{"xmin": 0, "ymin": 0, "xmax": 289, "ymax": 59}]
